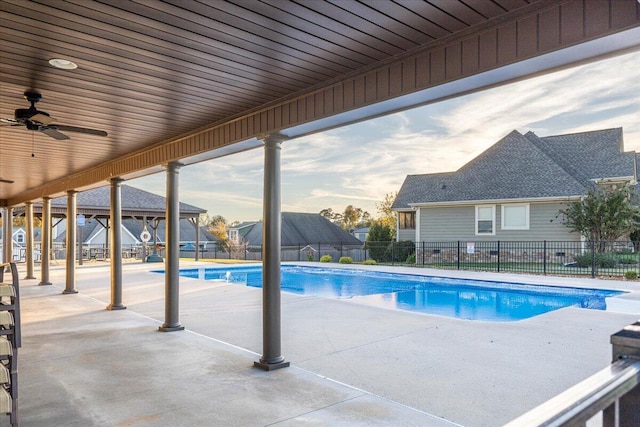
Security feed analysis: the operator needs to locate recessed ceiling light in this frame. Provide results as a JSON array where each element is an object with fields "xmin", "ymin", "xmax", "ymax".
[{"xmin": 49, "ymin": 58, "xmax": 78, "ymax": 70}]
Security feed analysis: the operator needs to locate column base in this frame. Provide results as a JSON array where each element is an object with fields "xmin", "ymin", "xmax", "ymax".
[
  {"xmin": 38, "ymin": 281, "xmax": 52, "ymax": 286},
  {"xmin": 62, "ymin": 289, "xmax": 78, "ymax": 294},
  {"xmin": 253, "ymin": 359, "xmax": 290, "ymax": 371},
  {"xmin": 159, "ymin": 324, "xmax": 184, "ymax": 332},
  {"xmin": 106, "ymin": 303, "xmax": 127, "ymax": 310},
  {"xmin": 146, "ymin": 254, "xmax": 164, "ymax": 263},
  {"xmin": 24, "ymin": 275, "xmax": 36, "ymax": 280}
]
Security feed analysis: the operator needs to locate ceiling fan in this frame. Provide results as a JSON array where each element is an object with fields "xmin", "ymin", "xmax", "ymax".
[{"xmin": 0, "ymin": 90, "xmax": 108, "ymax": 140}]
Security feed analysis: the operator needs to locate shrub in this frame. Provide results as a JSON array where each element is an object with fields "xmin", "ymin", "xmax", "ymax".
[
  {"xmin": 384, "ymin": 240, "xmax": 416, "ymax": 263},
  {"xmin": 574, "ymin": 252, "xmax": 618, "ymax": 268},
  {"xmin": 617, "ymin": 254, "xmax": 638, "ymax": 265},
  {"xmin": 306, "ymin": 253, "xmax": 314, "ymax": 261},
  {"xmin": 624, "ymin": 271, "xmax": 638, "ymax": 280},
  {"xmin": 319, "ymin": 255, "xmax": 332, "ymax": 263},
  {"xmin": 362, "ymin": 259, "xmax": 377, "ymax": 265},
  {"xmin": 338, "ymin": 256, "xmax": 353, "ymax": 264},
  {"xmin": 406, "ymin": 253, "xmax": 416, "ymax": 264}
]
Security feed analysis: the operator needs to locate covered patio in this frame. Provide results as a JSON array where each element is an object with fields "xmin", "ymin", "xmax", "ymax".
[{"xmin": 18, "ymin": 261, "xmax": 640, "ymax": 426}]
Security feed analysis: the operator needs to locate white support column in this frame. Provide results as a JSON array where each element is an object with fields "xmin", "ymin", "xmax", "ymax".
[
  {"xmin": 159, "ymin": 162, "xmax": 184, "ymax": 332},
  {"xmin": 107, "ymin": 178, "xmax": 126, "ymax": 310},
  {"xmin": 39, "ymin": 197, "xmax": 52, "ymax": 286},
  {"xmin": 25, "ymin": 201, "xmax": 36, "ymax": 279},
  {"xmin": 63, "ymin": 190, "xmax": 78, "ymax": 294},
  {"xmin": 254, "ymin": 133, "xmax": 289, "ymax": 371}
]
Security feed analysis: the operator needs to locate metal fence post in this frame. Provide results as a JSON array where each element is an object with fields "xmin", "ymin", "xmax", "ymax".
[
  {"xmin": 457, "ymin": 241, "xmax": 461, "ymax": 270},
  {"xmin": 391, "ymin": 241, "xmax": 395, "ymax": 266},
  {"xmin": 422, "ymin": 241, "xmax": 425, "ymax": 266},
  {"xmin": 497, "ymin": 241, "xmax": 501, "ymax": 273},
  {"xmin": 591, "ymin": 240, "xmax": 596, "ymax": 278},
  {"xmin": 543, "ymin": 240, "xmax": 547, "ymax": 275}
]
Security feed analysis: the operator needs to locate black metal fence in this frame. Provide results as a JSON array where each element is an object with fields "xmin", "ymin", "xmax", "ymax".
[
  {"xmin": 367, "ymin": 240, "xmax": 639, "ymax": 278},
  {"xmin": 24, "ymin": 239, "xmax": 639, "ymax": 278}
]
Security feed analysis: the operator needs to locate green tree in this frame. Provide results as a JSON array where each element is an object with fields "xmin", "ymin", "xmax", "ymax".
[
  {"xmin": 375, "ymin": 191, "xmax": 397, "ymax": 238},
  {"xmin": 559, "ymin": 184, "xmax": 639, "ymax": 252},
  {"xmin": 365, "ymin": 221, "xmax": 393, "ymax": 262}
]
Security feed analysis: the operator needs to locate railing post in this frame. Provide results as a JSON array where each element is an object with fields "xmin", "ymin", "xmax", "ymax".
[{"xmin": 607, "ymin": 321, "xmax": 640, "ymax": 426}]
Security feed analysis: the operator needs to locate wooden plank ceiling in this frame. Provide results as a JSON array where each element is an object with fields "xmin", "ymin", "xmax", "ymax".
[{"xmin": 0, "ymin": 0, "xmax": 638, "ymax": 206}]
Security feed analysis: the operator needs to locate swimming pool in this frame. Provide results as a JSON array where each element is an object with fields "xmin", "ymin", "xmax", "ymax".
[{"xmin": 173, "ymin": 265, "xmax": 624, "ymax": 322}]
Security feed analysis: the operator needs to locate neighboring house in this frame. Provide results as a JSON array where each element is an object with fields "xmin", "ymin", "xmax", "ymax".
[
  {"xmin": 228, "ymin": 212, "xmax": 363, "ymax": 247},
  {"xmin": 392, "ymin": 128, "xmax": 636, "ymax": 242},
  {"xmin": 352, "ymin": 227, "xmax": 369, "ymax": 242},
  {"xmin": 227, "ymin": 222, "xmax": 259, "ymax": 245}
]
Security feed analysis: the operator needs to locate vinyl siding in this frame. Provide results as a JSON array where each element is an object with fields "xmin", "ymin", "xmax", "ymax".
[
  {"xmin": 418, "ymin": 201, "xmax": 578, "ymax": 242},
  {"xmin": 397, "ymin": 229, "xmax": 415, "ymax": 241}
]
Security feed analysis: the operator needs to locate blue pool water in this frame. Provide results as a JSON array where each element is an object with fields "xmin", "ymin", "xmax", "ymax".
[{"xmin": 172, "ymin": 265, "xmax": 624, "ymax": 322}]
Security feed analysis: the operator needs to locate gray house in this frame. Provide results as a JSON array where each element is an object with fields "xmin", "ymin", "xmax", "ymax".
[
  {"xmin": 229, "ymin": 212, "xmax": 363, "ymax": 247},
  {"xmin": 393, "ymin": 128, "xmax": 636, "ymax": 242}
]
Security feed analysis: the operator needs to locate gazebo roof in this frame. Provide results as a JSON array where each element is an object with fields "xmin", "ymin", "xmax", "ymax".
[{"xmin": 14, "ymin": 185, "xmax": 206, "ymax": 219}]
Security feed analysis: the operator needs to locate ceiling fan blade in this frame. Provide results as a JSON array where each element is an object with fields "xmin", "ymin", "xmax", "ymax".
[
  {"xmin": 0, "ymin": 178, "xmax": 14, "ymax": 184},
  {"xmin": 0, "ymin": 118, "xmax": 21, "ymax": 125},
  {"xmin": 51, "ymin": 124, "xmax": 108, "ymax": 137},
  {"xmin": 41, "ymin": 127, "xmax": 70, "ymax": 140},
  {"xmin": 31, "ymin": 113, "xmax": 55, "ymax": 125}
]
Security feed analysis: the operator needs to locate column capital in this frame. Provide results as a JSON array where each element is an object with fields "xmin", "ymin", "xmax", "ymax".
[
  {"xmin": 42, "ymin": 195, "xmax": 51, "ymax": 201},
  {"xmin": 66, "ymin": 189, "xmax": 78, "ymax": 195},
  {"xmin": 258, "ymin": 132, "xmax": 288, "ymax": 145},
  {"xmin": 109, "ymin": 177, "xmax": 125, "ymax": 185}
]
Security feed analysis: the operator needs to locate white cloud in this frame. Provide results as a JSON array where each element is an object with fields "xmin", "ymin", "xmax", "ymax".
[{"xmin": 132, "ymin": 51, "xmax": 640, "ymax": 222}]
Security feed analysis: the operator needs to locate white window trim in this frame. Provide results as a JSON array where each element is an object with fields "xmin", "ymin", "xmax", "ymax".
[
  {"xmin": 501, "ymin": 203, "xmax": 530, "ymax": 230},
  {"xmin": 475, "ymin": 204, "xmax": 496, "ymax": 236}
]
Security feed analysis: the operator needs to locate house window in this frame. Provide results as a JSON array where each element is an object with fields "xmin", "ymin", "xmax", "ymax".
[
  {"xmin": 399, "ymin": 211, "xmax": 415, "ymax": 229},
  {"xmin": 501, "ymin": 204, "xmax": 529, "ymax": 230},
  {"xmin": 229, "ymin": 230, "xmax": 238, "ymax": 244},
  {"xmin": 475, "ymin": 205, "xmax": 495, "ymax": 235},
  {"xmin": 16, "ymin": 233, "xmax": 25, "ymax": 244}
]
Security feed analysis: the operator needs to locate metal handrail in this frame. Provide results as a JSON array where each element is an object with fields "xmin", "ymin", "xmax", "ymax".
[{"xmin": 504, "ymin": 358, "xmax": 640, "ymax": 426}]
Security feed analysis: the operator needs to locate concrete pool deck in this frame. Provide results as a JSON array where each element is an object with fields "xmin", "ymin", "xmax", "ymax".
[{"xmin": 17, "ymin": 261, "xmax": 640, "ymax": 426}]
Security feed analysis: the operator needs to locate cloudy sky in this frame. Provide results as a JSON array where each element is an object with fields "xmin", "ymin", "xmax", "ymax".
[{"xmin": 131, "ymin": 51, "xmax": 640, "ymax": 223}]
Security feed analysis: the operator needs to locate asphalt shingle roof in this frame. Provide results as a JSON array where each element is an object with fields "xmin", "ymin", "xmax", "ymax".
[
  {"xmin": 393, "ymin": 128, "xmax": 633, "ymax": 209},
  {"xmin": 50, "ymin": 184, "xmax": 205, "ymax": 215},
  {"xmin": 240, "ymin": 212, "xmax": 362, "ymax": 246}
]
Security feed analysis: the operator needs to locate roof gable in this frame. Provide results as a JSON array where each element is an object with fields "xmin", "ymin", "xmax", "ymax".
[{"xmin": 394, "ymin": 128, "xmax": 635, "ymax": 208}]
